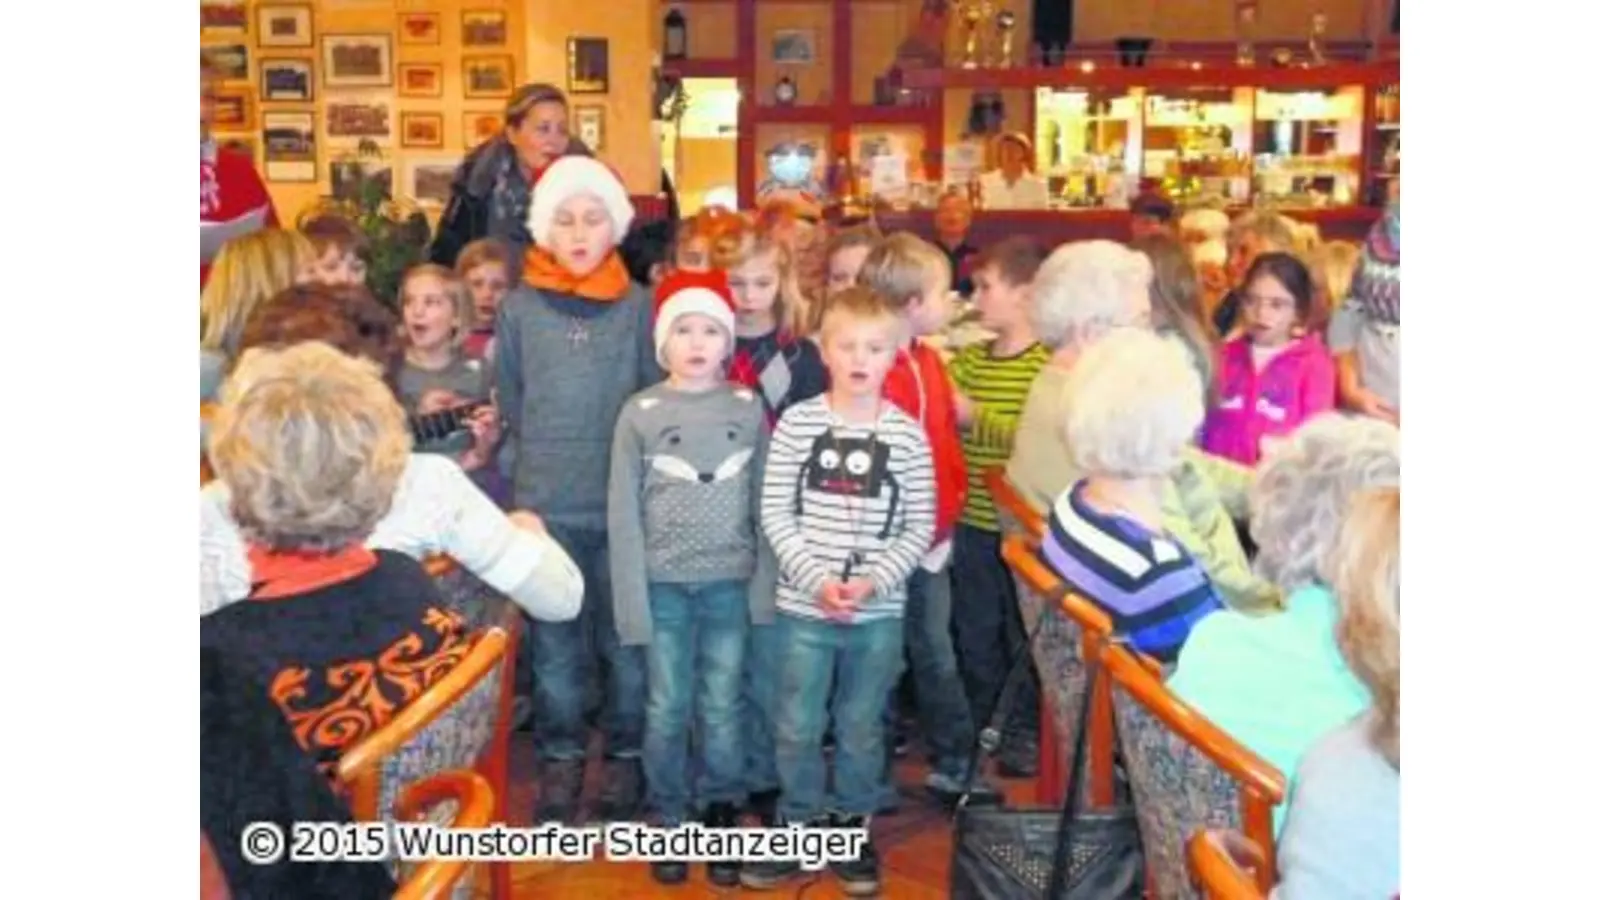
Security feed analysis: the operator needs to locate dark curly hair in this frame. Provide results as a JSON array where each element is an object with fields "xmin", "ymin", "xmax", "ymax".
[{"xmin": 233, "ymin": 284, "xmax": 402, "ymax": 388}]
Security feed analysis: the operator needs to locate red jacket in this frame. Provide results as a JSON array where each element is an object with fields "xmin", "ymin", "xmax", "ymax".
[
  {"xmin": 201, "ymin": 144, "xmax": 278, "ymax": 289},
  {"xmin": 883, "ymin": 340, "xmax": 967, "ymax": 545}
]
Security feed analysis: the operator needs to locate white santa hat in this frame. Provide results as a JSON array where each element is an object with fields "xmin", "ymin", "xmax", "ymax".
[
  {"xmin": 652, "ymin": 270, "xmax": 737, "ymax": 367},
  {"xmin": 526, "ymin": 155, "xmax": 635, "ymax": 248}
]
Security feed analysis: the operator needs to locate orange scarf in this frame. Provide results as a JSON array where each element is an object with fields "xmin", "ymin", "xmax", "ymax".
[
  {"xmin": 247, "ymin": 544, "xmax": 379, "ymax": 600},
  {"xmin": 523, "ymin": 246, "xmax": 630, "ymax": 302}
]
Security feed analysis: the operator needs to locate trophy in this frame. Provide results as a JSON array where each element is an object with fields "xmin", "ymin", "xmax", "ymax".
[
  {"xmin": 1235, "ymin": 4, "xmax": 1258, "ymax": 68},
  {"xmin": 1307, "ymin": 12, "xmax": 1328, "ymax": 66},
  {"xmin": 995, "ymin": 9, "xmax": 1017, "ymax": 68},
  {"xmin": 956, "ymin": 2, "xmax": 984, "ymax": 69}
]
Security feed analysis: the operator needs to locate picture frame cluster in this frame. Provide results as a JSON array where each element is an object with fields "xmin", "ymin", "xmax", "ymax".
[{"xmin": 200, "ymin": 1, "xmax": 521, "ymax": 202}]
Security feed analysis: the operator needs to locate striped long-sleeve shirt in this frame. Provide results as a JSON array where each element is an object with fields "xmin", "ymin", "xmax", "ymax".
[
  {"xmin": 759, "ymin": 395, "xmax": 935, "ymax": 622},
  {"xmin": 1040, "ymin": 480, "xmax": 1223, "ymax": 662},
  {"xmin": 947, "ymin": 340, "xmax": 1050, "ymax": 531}
]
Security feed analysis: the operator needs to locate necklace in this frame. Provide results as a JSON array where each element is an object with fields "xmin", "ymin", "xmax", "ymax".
[{"xmin": 566, "ymin": 319, "xmax": 590, "ymax": 347}]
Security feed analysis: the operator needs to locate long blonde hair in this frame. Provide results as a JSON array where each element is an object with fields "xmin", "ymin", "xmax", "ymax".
[
  {"xmin": 201, "ymin": 229, "xmax": 314, "ymax": 357},
  {"xmin": 1131, "ymin": 234, "xmax": 1215, "ymax": 397},
  {"xmin": 727, "ymin": 216, "xmax": 810, "ymax": 338},
  {"xmin": 1312, "ymin": 240, "xmax": 1362, "ymax": 320},
  {"xmin": 1331, "ymin": 486, "xmax": 1401, "ymax": 768}
]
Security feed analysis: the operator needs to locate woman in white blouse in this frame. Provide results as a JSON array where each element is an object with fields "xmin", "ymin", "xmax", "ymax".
[{"xmin": 978, "ymin": 132, "xmax": 1051, "ymax": 210}]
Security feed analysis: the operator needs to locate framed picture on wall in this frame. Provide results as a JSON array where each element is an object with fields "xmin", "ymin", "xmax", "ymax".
[
  {"xmin": 400, "ymin": 112, "xmax": 445, "ymax": 149},
  {"xmin": 205, "ymin": 44, "xmax": 250, "ymax": 81},
  {"xmin": 322, "ymin": 34, "xmax": 393, "ymax": 89},
  {"xmin": 567, "ymin": 38, "xmax": 609, "ymax": 94},
  {"xmin": 398, "ymin": 63, "xmax": 443, "ymax": 98},
  {"xmin": 462, "ymin": 10, "xmax": 508, "ymax": 47},
  {"xmin": 463, "ymin": 55, "xmax": 514, "ymax": 99},
  {"xmin": 213, "ymin": 88, "xmax": 256, "ymax": 130},
  {"xmin": 326, "ymin": 100, "xmax": 392, "ymax": 139},
  {"xmin": 464, "ymin": 111, "xmax": 504, "ymax": 147},
  {"xmin": 405, "ymin": 156, "xmax": 461, "ymax": 208},
  {"xmin": 574, "ymin": 104, "xmax": 605, "ymax": 152},
  {"xmin": 201, "ymin": 1, "xmax": 248, "ymax": 34},
  {"xmin": 256, "ymin": 4, "xmax": 313, "ymax": 48},
  {"xmin": 772, "ymin": 30, "xmax": 816, "ymax": 65},
  {"xmin": 262, "ymin": 110, "xmax": 316, "ymax": 182},
  {"xmin": 398, "ymin": 12, "xmax": 441, "ymax": 45},
  {"xmin": 259, "ymin": 58, "xmax": 313, "ymax": 102}
]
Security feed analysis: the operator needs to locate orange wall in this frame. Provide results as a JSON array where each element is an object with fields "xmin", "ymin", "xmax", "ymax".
[{"xmin": 203, "ymin": 0, "xmax": 657, "ymax": 227}]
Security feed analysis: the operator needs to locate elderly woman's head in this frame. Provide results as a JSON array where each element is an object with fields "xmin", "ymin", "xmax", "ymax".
[
  {"xmin": 1249, "ymin": 414, "xmax": 1401, "ymax": 592},
  {"xmin": 1029, "ymin": 240, "xmax": 1153, "ymax": 353},
  {"xmin": 208, "ymin": 341, "xmax": 411, "ymax": 553},
  {"xmin": 1331, "ymin": 486, "xmax": 1400, "ymax": 768},
  {"xmin": 1060, "ymin": 328, "xmax": 1204, "ymax": 479}
]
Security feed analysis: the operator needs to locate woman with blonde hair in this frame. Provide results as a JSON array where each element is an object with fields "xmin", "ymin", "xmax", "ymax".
[
  {"xmin": 1168, "ymin": 414, "xmax": 1400, "ymax": 831},
  {"xmin": 1311, "ymin": 240, "xmax": 1362, "ymax": 325},
  {"xmin": 200, "ymin": 228, "xmax": 314, "ymax": 401},
  {"xmin": 1131, "ymin": 232, "xmax": 1217, "ymax": 397},
  {"xmin": 1273, "ymin": 486, "xmax": 1400, "ymax": 899}
]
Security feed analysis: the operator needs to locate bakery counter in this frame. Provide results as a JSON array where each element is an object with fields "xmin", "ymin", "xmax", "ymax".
[{"xmin": 873, "ymin": 206, "xmax": 1383, "ymax": 248}]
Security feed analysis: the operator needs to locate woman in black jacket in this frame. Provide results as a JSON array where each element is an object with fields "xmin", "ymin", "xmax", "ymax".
[{"xmin": 427, "ymin": 83, "xmax": 591, "ymax": 273}]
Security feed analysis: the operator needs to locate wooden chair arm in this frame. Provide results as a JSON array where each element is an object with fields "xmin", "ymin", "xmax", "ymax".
[
  {"xmin": 1100, "ymin": 644, "xmax": 1286, "ymax": 805},
  {"xmin": 1188, "ymin": 830, "xmax": 1266, "ymax": 900},
  {"xmin": 984, "ymin": 466, "xmax": 1046, "ymax": 537},
  {"xmin": 1000, "ymin": 533, "xmax": 1114, "ymax": 636},
  {"xmin": 392, "ymin": 770, "xmax": 496, "ymax": 900},
  {"xmin": 335, "ymin": 628, "xmax": 509, "ymax": 785}
]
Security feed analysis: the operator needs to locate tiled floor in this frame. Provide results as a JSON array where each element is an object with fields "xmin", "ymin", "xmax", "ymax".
[{"xmin": 480, "ymin": 733, "xmax": 1042, "ymax": 898}]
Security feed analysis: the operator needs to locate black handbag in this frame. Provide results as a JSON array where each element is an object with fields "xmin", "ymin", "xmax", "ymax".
[{"xmin": 949, "ymin": 590, "xmax": 1144, "ymax": 899}]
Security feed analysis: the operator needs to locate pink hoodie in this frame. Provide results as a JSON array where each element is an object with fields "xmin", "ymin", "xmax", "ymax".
[{"xmin": 1202, "ymin": 334, "xmax": 1336, "ymax": 466}]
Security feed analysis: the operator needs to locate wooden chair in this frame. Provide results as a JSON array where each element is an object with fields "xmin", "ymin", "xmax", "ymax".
[
  {"xmin": 392, "ymin": 770, "xmax": 497, "ymax": 900},
  {"xmin": 984, "ymin": 465, "xmax": 1045, "ymax": 539},
  {"xmin": 1000, "ymin": 532, "xmax": 1117, "ymax": 809},
  {"xmin": 336, "ymin": 625, "xmax": 513, "ymax": 900},
  {"xmin": 1101, "ymin": 644, "xmax": 1286, "ymax": 899},
  {"xmin": 1187, "ymin": 831, "xmax": 1267, "ymax": 900}
]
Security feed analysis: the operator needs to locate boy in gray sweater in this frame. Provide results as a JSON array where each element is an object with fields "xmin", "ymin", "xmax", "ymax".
[
  {"xmin": 494, "ymin": 156, "xmax": 661, "ymax": 824},
  {"xmin": 608, "ymin": 270, "xmax": 767, "ymax": 887}
]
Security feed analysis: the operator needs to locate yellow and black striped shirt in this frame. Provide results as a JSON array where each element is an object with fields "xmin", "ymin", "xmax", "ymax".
[{"xmin": 948, "ymin": 341, "xmax": 1051, "ymax": 531}]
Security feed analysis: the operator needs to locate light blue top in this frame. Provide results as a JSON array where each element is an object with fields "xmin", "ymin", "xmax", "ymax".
[
  {"xmin": 1271, "ymin": 712, "xmax": 1399, "ymax": 900},
  {"xmin": 1166, "ymin": 583, "xmax": 1371, "ymax": 833},
  {"xmin": 200, "ymin": 348, "xmax": 226, "ymax": 404}
]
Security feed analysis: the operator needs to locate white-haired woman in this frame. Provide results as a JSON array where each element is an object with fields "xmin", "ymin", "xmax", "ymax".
[
  {"xmin": 1037, "ymin": 329, "xmax": 1224, "ymax": 663},
  {"xmin": 1008, "ymin": 240, "xmax": 1274, "ymax": 612},
  {"xmin": 1168, "ymin": 414, "xmax": 1400, "ymax": 831},
  {"xmin": 1272, "ymin": 486, "xmax": 1400, "ymax": 900},
  {"xmin": 202, "ymin": 342, "xmax": 476, "ymax": 768}
]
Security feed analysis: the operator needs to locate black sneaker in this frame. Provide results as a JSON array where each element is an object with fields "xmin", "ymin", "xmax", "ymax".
[
  {"xmin": 997, "ymin": 734, "xmax": 1040, "ymax": 779},
  {"xmin": 594, "ymin": 757, "xmax": 643, "ymax": 821},
  {"xmin": 534, "ymin": 758, "xmax": 585, "ymax": 824},
  {"xmin": 828, "ymin": 813, "xmax": 880, "ymax": 897},
  {"xmin": 702, "ymin": 801, "xmax": 742, "ymax": 886},
  {"xmin": 745, "ymin": 787, "xmax": 781, "ymax": 822},
  {"xmin": 650, "ymin": 860, "xmax": 689, "ymax": 885},
  {"xmin": 739, "ymin": 816, "xmax": 822, "ymax": 890}
]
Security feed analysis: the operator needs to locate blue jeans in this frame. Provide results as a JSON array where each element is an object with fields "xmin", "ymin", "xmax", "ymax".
[
  {"xmin": 527, "ymin": 525, "xmax": 647, "ymax": 761},
  {"xmin": 903, "ymin": 566, "xmax": 977, "ymax": 777},
  {"xmin": 741, "ymin": 620, "xmax": 785, "ymax": 797},
  {"xmin": 775, "ymin": 613, "xmax": 905, "ymax": 820},
  {"xmin": 643, "ymin": 580, "xmax": 749, "ymax": 824}
]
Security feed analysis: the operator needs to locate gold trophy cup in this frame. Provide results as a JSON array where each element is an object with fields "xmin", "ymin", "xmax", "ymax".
[{"xmin": 996, "ymin": 9, "xmax": 1017, "ymax": 69}]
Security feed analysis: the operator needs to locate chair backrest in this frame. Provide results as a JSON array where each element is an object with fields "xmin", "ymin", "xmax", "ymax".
[
  {"xmin": 335, "ymin": 627, "xmax": 510, "ymax": 823},
  {"xmin": 1000, "ymin": 532, "xmax": 1118, "ymax": 808},
  {"xmin": 984, "ymin": 465, "xmax": 1045, "ymax": 539},
  {"xmin": 393, "ymin": 770, "xmax": 496, "ymax": 900},
  {"xmin": 1102, "ymin": 643, "xmax": 1286, "ymax": 900},
  {"xmin": 1186, "ymin": 831, "xmax": 1266, "ymax": 900}
]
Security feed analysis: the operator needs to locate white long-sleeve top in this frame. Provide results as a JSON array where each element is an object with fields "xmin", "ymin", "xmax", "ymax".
[{"xmin": 200, "ymin": 453, "xmax": 584, "ymax": 621}]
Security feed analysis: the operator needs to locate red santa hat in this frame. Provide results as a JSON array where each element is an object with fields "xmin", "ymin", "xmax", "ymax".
[
  {"xmin": 653, "ymin": 270, "xmax": 737, "ymax": 366},
  {"xmin": 526, "ymin": 155, "xmax": 635, "ymax": 247}
]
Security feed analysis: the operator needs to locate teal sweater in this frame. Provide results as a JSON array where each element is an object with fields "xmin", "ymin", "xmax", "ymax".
[
  {"xmin": 1166, "ymin": 583, "xmax": 1371, "ymax": 834},
  {"xmin": 495, "ymin": 281, "xmax": 662, "ymax": 529}
]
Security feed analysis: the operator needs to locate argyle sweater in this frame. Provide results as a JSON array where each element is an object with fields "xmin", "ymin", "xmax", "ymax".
[{"xmin": 729, "ymin": 329, "xmax": 829, "ymax": 427}]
